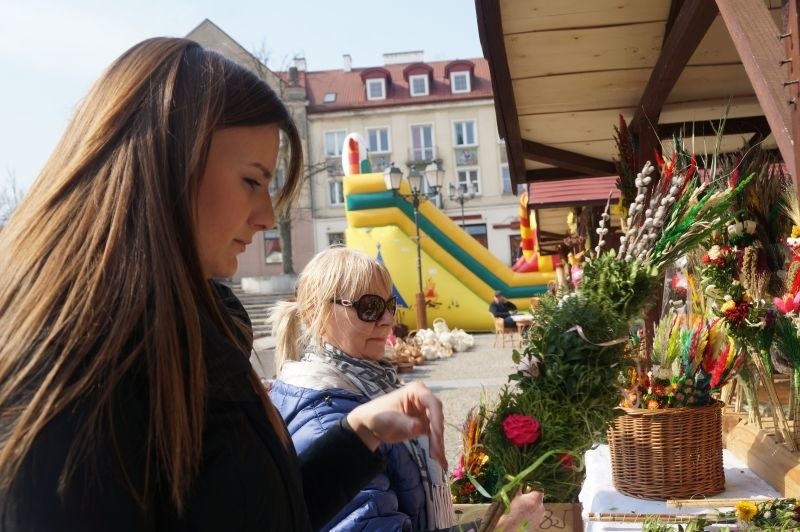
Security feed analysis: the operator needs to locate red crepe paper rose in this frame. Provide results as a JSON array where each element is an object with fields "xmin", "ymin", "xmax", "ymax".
[
  {"xmin": 556, "ymin": 453, "xmax": 574, "ymax": 471},
  {"xmin": 501, "ymin": 414, "xmax": 541, "ymax": 447}
]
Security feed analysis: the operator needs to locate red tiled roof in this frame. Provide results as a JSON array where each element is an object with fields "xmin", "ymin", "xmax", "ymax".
[
  {"xmin": 302, "ymin": 58, "xmax": 493, "ymax": 113},
  {"xmin": 527, "ymin": 176, "xmax": 620, "ymax": 208}
]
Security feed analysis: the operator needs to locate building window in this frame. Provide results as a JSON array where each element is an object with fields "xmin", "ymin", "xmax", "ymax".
[
  {"xmin": 366, "ymin": 78, "xmax": 386, "ymax": 100},
  {"xmin": 410, "ymin": 124, "xmax": 434, "ymax": 161},
  {"xmin": 329, "ymin": 180, "xmax": 344, "ymax": 206},
  {"xmin": 264, "ymin": 229, "xmax": 282, "ymax": 264},
  {"xmin": 501, "ymin": 163, "xmax": 512, "ymax": 194},
  {"xmin": 457, "ymin": 168, "xmax": 480, "ymax": 195},
  {"xmin": 453, "ymin": 120, "xmax": 477, "ymax": 146},
  {"xmin": 323, "ymin": 92, "xmax": 337, "ymax": 103},
  {"xmin": 465, "ymin": 223, "xmax": 488, "ymax": 247},
  {"xmin": 451, "ymin": 71, "xmax": 471, "ymax": 93},
  {"xmin": 328, "ymin": 232, "xmax": 345, "ymax": 246},
  {"xmin": 366, "ymin": 127, "xmax": 390, "ymax": 153},
  {"xmin": 409, "ymin": 74, "xmax": 429, "ymax": 96},
  {"xmin": 324, "ymin": 130, "xmax": 347, "ymax": 157},
  {"xmin": 509, "ymin": 235, "xmax": 522, "ymax": 265}
]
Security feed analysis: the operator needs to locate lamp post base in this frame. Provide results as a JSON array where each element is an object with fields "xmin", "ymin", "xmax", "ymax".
[{"xmin": 414, "ymin": 292, "xmax": 428, "ymax": 330}]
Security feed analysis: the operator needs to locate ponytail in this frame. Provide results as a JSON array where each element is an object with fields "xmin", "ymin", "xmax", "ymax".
[{"xmin": 269, "ymin": 300, "xmax": 304, "ymax": 374}]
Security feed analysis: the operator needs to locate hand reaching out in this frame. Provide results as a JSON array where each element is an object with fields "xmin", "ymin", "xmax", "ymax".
[
  {"xmin": 346, "ymin": 381, "xmax": 447, "ymax": 469},
  {"xmin": 496, "ymin": 490, "xmax": 545, "ymax": 531}
]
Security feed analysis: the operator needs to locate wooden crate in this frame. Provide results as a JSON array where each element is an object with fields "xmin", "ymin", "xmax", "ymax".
[
  {"xmin": 453, "ymin": 502, "xmax": 583, "ymax": 531},
  {"xmin": 725, "ymin": 418, "xmax": 800, "ymax": 497}
]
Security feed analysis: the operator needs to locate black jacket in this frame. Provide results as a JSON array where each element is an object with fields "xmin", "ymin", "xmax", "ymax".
[
  {"xmin": 1, "ymin": 283, "xmax": 385, "ymax": 531},
  {"xmin": 489, "ymin": 300, "xmax": 517, "ymax": 318}
]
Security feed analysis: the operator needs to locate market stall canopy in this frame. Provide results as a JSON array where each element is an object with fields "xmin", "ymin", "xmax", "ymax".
[{"xmin": 476, "ymin": 0, "xmax": 797, "ymax": 194}]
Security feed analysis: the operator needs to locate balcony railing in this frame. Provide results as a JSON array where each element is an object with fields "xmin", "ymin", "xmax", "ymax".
[
  {"xmin": 326, "ymin": 157, "xmax": 344, "ymax": 177},
  {"xmin": 368, "ymin": 153, "xmax": 392, "ymax": 173},
  {"xmin": 406, "ymin": 147, "xmax": 439, "ymax": 166}
]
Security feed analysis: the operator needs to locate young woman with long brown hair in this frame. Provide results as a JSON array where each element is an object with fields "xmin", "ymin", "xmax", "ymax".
[{"xmin": 0, "ymin": 37, "xmax": 445, "ymax": 531}]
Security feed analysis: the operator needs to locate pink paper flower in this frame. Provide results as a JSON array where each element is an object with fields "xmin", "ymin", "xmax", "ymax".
[
  {"xmin": 774, "ymin": 292, "xmax": 800, "ymax": 315},
  {"xmin": 502, "ymin": 414, "xmax": 541, "ymax": 447}
]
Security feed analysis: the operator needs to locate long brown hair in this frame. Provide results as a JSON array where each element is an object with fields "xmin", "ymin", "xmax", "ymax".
[{"xmin": 0, "ymin": 38, "xmax": 303, "ymax": 513}]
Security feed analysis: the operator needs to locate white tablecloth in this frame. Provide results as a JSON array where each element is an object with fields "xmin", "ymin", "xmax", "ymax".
[{"xmin": 579, "ymin": 444, "xmax": 782, "ymax": 531}]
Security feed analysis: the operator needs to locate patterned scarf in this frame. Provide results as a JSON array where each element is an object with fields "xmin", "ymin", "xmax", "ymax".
[{"xmin": 302, "ymin": 343, "xmax": 456, "ymax": 531}]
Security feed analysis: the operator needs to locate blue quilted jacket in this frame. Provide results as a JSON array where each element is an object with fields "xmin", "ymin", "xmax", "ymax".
[{"xmin": 270, "ymin": 379, "xmax": 427, "ymax": 531}]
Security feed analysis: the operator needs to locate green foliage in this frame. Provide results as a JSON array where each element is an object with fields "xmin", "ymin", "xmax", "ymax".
[
  {"xmin": 521, "ymin": 294, "xmax": 631, "ymax": 403},
  {"xmin": 650, "ymin": 171, "xmax": 755, "ymax": 273},
  {"xmin": 487, "ymin": 293, "xmax": 635, "ymax": 502},
  {"xmin": 580, "ymin": 250, "xmax": 660, "ymax": 323},
  {"xmin": 482, "ymin": 387, "xmax": 585, "ymax": 502}
]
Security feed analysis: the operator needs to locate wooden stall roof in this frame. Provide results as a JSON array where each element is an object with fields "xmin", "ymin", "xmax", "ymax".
[
  {"xmin": 527, "ymin": 176, "xmax": 620, "ymax": 209},
  {"xmin": 475, "ymin": 0, "xmax": 797, "ymax": 194}
]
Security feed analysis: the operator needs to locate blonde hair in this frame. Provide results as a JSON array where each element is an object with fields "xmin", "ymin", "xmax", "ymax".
[
  {"xmin": 0, "ymin": 38, "xmax": 303, "ymax": 513},
  {"xmin": 270, "ymin": 246, "xmax": 392, "ymax": 372}
]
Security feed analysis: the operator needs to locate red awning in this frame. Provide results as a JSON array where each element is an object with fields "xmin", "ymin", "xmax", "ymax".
[{"xmin": 527, "ymin": 176, "xmax": 620, "ymax": 209}]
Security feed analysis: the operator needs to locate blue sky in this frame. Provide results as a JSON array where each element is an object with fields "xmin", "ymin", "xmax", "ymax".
[{"xmin": 0, "ymin": 0, "xmax": 484, "ymax": 191}]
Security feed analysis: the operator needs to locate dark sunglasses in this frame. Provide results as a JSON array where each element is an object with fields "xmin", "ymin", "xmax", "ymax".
[{"xmin": 332, "ymin": 294, "xmax": 397, "ymax": 322}]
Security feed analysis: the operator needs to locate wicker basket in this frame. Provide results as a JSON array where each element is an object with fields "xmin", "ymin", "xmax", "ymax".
[{"xmin": 607, "ymin": 401, "xmax": 724, "ymax": 500}]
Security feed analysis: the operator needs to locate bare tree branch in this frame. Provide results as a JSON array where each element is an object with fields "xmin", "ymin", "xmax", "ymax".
[{"xmin": 0, "ymin": 168, "xmax": 24, "ymax": 229}]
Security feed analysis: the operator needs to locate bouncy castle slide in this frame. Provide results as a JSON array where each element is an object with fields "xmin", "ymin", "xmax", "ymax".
[{"xmin": 344, "ymin": 173, "xmax": 556, "ymax": 331}]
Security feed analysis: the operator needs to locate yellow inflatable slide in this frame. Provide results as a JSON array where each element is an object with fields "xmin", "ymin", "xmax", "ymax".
[{"xmin": 344, "ymin": 173, "xmax": 554, "ymax": 331}]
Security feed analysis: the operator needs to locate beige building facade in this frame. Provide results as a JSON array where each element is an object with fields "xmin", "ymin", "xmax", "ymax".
[
  {"xmin": 186, "ymin": 21, "xmax": 529, "ymax": 287},
  {"xmin": 305, "ymin": 54, "xmax": 525, "ymax": 266}
]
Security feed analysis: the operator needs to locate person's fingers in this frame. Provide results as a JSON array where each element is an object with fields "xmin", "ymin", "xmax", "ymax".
[
  {"xmin": 497, "ymin": 490, "xmax": 545, "ymax": 531},
  {"xmin": 346, "ymin": 382, "xmax": 446, "ymax": 467},
  {"xmin": 406, "ymin": 382, "xmax": 447, "ymax": 469}
]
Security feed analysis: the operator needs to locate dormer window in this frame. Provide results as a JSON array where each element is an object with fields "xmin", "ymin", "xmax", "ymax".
[
  {"xmin": 451, "ymin": 71, "xmax": 471, "ymax": 93},
  {"xmin": 366, "ymin": 79, "xmax": 386, "ymax": 100},
  {"xmin": 444, "ymin": 60, "xmax": 475, "ymax": 94},
  {"xmin": 360, "ymin": 68, "xmax": 391, "ymax": 101},
  {"xmin": 409, "ymin": 74, "xmax": 429, "ymax": 96},
  {"xmin": 402, "ymin": 63, "xmax": 433, "ymax": 98}
]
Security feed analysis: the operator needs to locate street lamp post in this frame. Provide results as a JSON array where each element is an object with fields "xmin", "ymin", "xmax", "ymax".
[
  {"xmin": 384, "ymin": 161, "xmax": 444, "ymax": 330},
  {"xmin": 448, "ymin": 182, "xmax": 478, "ymax": 229}
]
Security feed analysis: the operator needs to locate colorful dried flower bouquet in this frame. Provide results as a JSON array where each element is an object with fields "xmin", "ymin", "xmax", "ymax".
[{"xmin": 450, "ymin": 133, "xmax": 758, "ymax": 524}]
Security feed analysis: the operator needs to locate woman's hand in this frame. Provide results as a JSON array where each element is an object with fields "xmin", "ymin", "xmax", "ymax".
[
  {"xmin": 496, "ymin": 490, "xmax": 545, "ymax": 531},
  {"xmin": 346, "ymin": 381, "xmax": 446, "ymax": 469}
]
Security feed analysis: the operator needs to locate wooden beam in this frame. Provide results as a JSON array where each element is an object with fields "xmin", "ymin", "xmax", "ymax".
[
  {"xmin": 524, "ymin": 168, "xmax": 596, "ymax": 182},
  {"xmin": 716, "ymin": 0, "xmax": 796, "ymax": 178},
  {"xmin": 520, "ymin": 139, "xmax": 617, "ymax": 177},
  {"xmin": 662, "ymin": 0, "xmax": 686, "ymax": 47},
  {"xmin": 475, "ymin": 0, "xmax": 527, "ymax": 191},
  {"xmin": 784, "ymin": 0, "xmax": 800, "ymax": 203},
  {"xmin": 632, "ymin": 1, "xmax": 719, "ymax": 131},
  {"xmin": 657, "ymin": 116, "xmax": 771, "ymax": 140}
]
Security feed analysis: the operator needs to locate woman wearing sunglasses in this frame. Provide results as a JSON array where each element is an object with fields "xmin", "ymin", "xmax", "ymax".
[
  {"xmin": 269, "ymin": 247, "xmax": 453, "ymax": 531},
  {"xmin": 269, "ymin": 247, "xmax": 545, "ymax": 531}
]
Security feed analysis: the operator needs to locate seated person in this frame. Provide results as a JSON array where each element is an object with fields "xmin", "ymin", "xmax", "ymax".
[{"xmin": 490, "ymin": 290, "xmax": 518, "ymax": 328}]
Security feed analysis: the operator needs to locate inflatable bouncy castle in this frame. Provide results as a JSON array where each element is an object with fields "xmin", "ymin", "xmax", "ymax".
[
  {"xmin": 512, "ymin": 192, "xmax": 562, "ymax": 274},
  {"xmin": 339, "ymin": 134, "xmax": 555, "ymax": 331}
]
